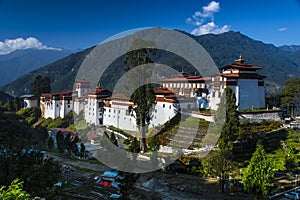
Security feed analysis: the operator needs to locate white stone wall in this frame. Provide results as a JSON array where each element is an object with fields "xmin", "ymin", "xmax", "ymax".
[
  {"xmin": 259, "ymin": 86, "xmax": 265, "ymax": 108},
  {"xmin": 74, "ymin": 100, "xmax": 85, "ymax": 115},
  {"xmin": 150, "ymin": 101, "xmax": 177, "ymax": 128},
  {"xmin": 237, "ymin": 79, "xmax": 260, "ymax": 110},
  {"xmin": 239, "ymin": 111, "xmax": 281, "ymax": 122},
  {"xmin": 103, "ymin": 105, "xmax": 137, "ymax": 131},
  {"xmin": 59, "ymin": 100, "xmax": 73, "ymax": 118},
  {"xmin": 43, "ymin": 100, "xmax": 56, "ymax": 119},
  {"xmin": 24, "ymin": 99, "xmax": 38, "ymax": 108},
  {"xmin": 103, "ymin": 100, "xmax": 179, "ymax": 131}
]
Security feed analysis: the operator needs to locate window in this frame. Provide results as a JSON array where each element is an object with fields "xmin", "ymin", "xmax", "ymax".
[
  {"xmin": 163, "ymin": 104, "xmax": 165, "ymax": 108},
  {"xmin": 68, "ymin": 105, "xmax": 70, "ymax": 108},
  {"xmin": 169, "ymin": 105, "xmax": 171, "ymax": 109}
]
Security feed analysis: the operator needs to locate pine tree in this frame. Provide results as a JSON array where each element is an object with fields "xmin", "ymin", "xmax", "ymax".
[
  {"xmin": 110, "ymin": 132, "xmax": 118, "ymax": 147},
  {"xmin": 242, "ymin": 142, "xmax": 274, "ymax": 200},
  {"xmin": 214, "ymin": 87, "xmax": 239, "ymax": 153},
  {"xmin": 124, "ymin": 39, "xmax": 157, "ymax": 152},
  {"xmin": 31, "ymin": 75, "xmax": 51, "ymax": 96}
]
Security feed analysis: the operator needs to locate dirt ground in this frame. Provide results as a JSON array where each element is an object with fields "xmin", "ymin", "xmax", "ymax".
[{"xmin": 50, "ymin": 154, "xmax": 254, "ymax": 200}]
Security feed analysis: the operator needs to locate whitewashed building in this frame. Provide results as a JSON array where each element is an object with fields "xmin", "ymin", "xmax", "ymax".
[
  {"xmin": 102, "ymin": 89, "xmax": 179, "ymax": 131},
  {"xmin": 21, "ymin": 94, "xmax": 38, "ymax": 108},
  {"xmin": 39, "ymin": 55, "xmax": 267, "ymax": 131},
  {"xmin": 84, "ymin": 88, "xmax": 112, "ymax": 125},
  {"xmin": 73, "ymin": 80, "xmax": 92, "ymax": 114},
  {"xmin": 40, "ymin": 90, "xmax": 75, "ymax": 119},
  {"xmin": 210, "ymin": 55, "xmax": 266, "ymax": 110}
]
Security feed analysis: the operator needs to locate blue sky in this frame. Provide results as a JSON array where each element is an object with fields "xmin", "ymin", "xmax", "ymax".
[{"xmin": 0, "ymin": 0, "xmax": 300, "ymax": 52}]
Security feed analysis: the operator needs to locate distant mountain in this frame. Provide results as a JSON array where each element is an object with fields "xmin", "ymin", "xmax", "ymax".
[
  {"xmin": 0, "ymin": 48, "xmax": 72, "ymax": 86},
  {"xmin": 2, "ymin": 47, "xmax": 94, "ymax": 96},
  {"xmin": 279, "ymin": 45, "xmax": 300, "ymax": 52},
  {"xmin": 3, "ymin": 30, "xmax": 300, "ymax": 96}
]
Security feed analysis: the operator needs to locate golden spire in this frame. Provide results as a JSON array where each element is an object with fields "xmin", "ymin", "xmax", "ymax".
[{"xmin": 235, "ymin": 54, "xmax": 245, "ymax": 64}]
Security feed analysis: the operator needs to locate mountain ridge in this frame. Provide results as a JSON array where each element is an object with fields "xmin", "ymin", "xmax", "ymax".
[
  {"xmin": 2, "ymin": 30, "xmax": 300, "ymax": 96},
  {"xmin": 0, "ymin": 48, "xmax": 73, "ymax": 86}
]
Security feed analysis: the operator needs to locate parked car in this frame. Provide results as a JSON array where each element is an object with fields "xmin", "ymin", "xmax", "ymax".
[{"xmin": 284, "ymin": 191, "xmax": 300, "ymax": 199}]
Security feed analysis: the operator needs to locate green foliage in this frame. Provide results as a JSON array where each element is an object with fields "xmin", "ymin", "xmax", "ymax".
[
  {"xmin": 214, "ymin": 87, "xmax": 239, "ymax": 153},
  {"xmin": 0, "ymin": 179, "xmax": 30, "ymax": 200},
  {"xmin": 110, "ymin": 132, "xmax": 118, "ymax": 147},
  {"xmin": 124, "ymin": 39, "xmax": 157, "ymax": 152},
  {"xmin": 0, "ymin": 106, "xmax": 48, "ymax": 148},
  {"xmin": 31, "ymin": 75, "xmax": 51, "ymax": 96},
  {"xmin": 119, "ymin": 173, "xmax": 140, "ymax": 199},
  {"xmin": 128, "ymin": 137, "xmax": 140, "ymax": 153},
  {"xmin": 280, "ymin": 77, "xmax": 300, "ymax": 116},
  {"xmin": 242, "ymin": 142, "xmax": 274, "ymax": 200},
  {"xmin": 0, "ymin": 148, "xmax": 61, "ymax": 197},
  {"xmin": 35, "ymin": 111, "xmax": 74, "ymax": 130},
  {"xmin": 148, "ymin": 135, "xmax": 160, "ymax": 152},
  {"xmin": 17, "ymin": 107, "xmax": 41, "ymax": 126},
  {"xmin": 13, "ymin": 97, "xmax": 22, "ymax": 111}
]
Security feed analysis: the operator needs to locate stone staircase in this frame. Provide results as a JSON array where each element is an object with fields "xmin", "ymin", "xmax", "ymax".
[{"xmin": 164, "ymin": 127, "xmax": 208, "ymax": 149}]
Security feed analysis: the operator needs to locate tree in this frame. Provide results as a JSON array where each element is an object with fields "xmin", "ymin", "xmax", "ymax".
[
  {"xmin": 124, "ymin": 137, "xmax": 141, "ymax": 161},
  {"xmin": 110, "ymin": 132, "xmax": 118, "ymax": 147},
  {"xmin": 119, "ymin": 173, "xmax": 139, "ymax": 200},
  {"xmin": 5, "ymin": 100, "xmax": 15, "ymax": 111},
  {"xmin": 205, "ymin": 151, "xmax": 232, "ymax": 192},
  {"xmin": 0, "ymin": 179, "xmax": 30, "ymax": 200},
  {"xmin": 0, "ymin": 148, "xmax": 61, "ymax": 197},
  {"xmin": 242, "ymin": 142, "xmax": 274, "ymax": 200},
  {"xmin": 280, "ymin": 78, "xmax": 300, "ymax": 117},
  {"xmin": 80, "ymin": 143, "xmax": 86, "ymax": 158},
  {"xmin": 31, "ymin": 75, "xmax": 51, "ymax": 96},
  {"xmin": 13, "ymin": 97, "xmax": 22, "ymax": 111},
  {"xmin": 214, "ymin": 87, "xmax": 239, "ymax": 153},
  {"xmin": 56, "ymin": 131, "xmax": 65, "ymax": 153},
  {"xmin": 148, "ymin": 135, "xmax": 160, "ymax": 152},
  {"xmin": 47, "ymin": 136, "xmax": 54, "ymax": 150},
  {"xmin": 124, "ymin": 39, "xmax": 157, "ymax": 152}
]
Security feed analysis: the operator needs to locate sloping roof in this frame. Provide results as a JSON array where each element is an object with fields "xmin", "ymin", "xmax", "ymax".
[
  {"xmin": 221, "ymin": 73, "xmax": 266, "ymax": 79},
  {"xmin": 161, "ymin": 75, "xmax": 211, "ymax": 83},
  {"xmin": 88, "ymin": 88, "xmax": 111, "ymax": 96}
]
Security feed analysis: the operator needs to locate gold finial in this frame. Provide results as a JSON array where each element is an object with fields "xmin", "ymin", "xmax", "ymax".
[{"xmin": 235, "ymin": 54, "xmax": 245, "ymax": 64}]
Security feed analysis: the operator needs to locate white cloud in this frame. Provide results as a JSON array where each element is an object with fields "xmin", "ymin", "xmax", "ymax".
[
  {"xmin": 186, "ymin": 1, "xmax": 230, "ymax": 36},
  {"xmin": 203, "ymin": 1, "xmax": 220, "ymax": 13},
  {"xmin": 0, "ymin": 37, "xmax": 61, "ymax": 55},
  {"xmin": 278, "ymin": 27, "xmax": 287, "ymax": 32},
  {"xmin": 191, "ymin": 22, "xmax": 230, "ymax": 35}
]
